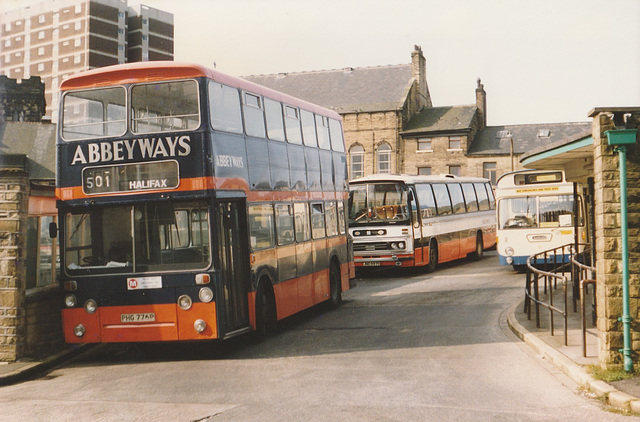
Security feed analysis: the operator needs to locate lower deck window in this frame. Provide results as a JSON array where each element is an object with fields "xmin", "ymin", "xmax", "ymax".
[{"xmin": 64, "ymin": 200, "xmax": 210, "ymax": 275}]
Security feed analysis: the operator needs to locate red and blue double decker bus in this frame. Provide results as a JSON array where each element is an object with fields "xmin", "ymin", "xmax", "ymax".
[{"xmin": 55, "ymin": 61, "xmax": 353, "ymax": 343}]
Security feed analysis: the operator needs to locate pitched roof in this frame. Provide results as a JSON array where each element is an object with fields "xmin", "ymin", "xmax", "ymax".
[
  {"xmin": 243, "ymin": 64, "xmax": 414, "ymax": 114},
  {"xmin": 0, "ymin": 121, "xmax": 56, "ymax": 179},
  {"xmin": 468, "ymin": 122, "xmax": 592, "ymax": 156},
  {"xmin": 401, "ymin": 105, "xmax": 477, "ymax": 135}
]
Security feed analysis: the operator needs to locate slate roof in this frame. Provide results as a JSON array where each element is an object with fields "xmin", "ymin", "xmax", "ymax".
[
  {"xmin": 243, "ymin": 64, "xmax": 414, "ymax": 114},
  {"xmin": 401, "ymin": 105, "xmax": 477, "ymax": 135},
  {"xmin": 467, "ymin": 122, "xmax": 592, "ymax": 156},
  {"xmin": 0, "ymin": 121, "xmax": 56, "ymax": 179}
]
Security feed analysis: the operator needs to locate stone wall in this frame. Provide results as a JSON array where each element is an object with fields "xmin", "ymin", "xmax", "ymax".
[
  {"xmin": 592, "ymin": 110, "xmax": 640, "ymax": 367},
  {"xmin": 0, "ymin": 170, "xmax": 28, "ymax": 361}
]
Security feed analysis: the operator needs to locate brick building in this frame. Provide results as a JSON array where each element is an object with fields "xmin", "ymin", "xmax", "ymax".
[
  {"xmin": 245, "ymin": 46, "xmax": 592, "ymax": 184},
  {"xmin": 0, "ymin": 0, "xmax": 174, "ymax": 120}
]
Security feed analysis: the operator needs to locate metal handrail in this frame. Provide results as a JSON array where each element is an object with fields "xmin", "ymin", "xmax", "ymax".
[
  {"xmin": 525, "ymin": 244, "xmax": 572, "ymax": 346},
  {"xmin": 571, "ymin": 245, "xmax": 596, "ymax": 357}
]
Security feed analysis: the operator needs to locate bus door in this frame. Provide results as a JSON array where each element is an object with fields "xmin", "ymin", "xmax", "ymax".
[
  {"xmin": 216, "ymin": 201, "xmax": 250, "ymax": 334},
  {"xmin": 409, "ymin": 188, "xmax": 425, "ymax": 265}
]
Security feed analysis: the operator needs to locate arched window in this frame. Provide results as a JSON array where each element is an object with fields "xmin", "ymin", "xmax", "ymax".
[
  {"xmin": 350, "ymin": 145, "xmax": 364, "ymax": 179},
  {"xmin": 377, "ymin": 143, "xmax": 392, "ymax": 174}
]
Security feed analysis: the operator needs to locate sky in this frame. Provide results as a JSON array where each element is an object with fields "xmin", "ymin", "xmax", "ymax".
[{"xmin": 5, "ymin": 0, "xmax": 640, "ymax": 126}]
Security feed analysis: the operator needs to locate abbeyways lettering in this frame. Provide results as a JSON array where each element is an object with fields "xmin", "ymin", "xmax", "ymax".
[{"xmin": 71, "ymin": 135, "xmax": 192, "ymax": 165}]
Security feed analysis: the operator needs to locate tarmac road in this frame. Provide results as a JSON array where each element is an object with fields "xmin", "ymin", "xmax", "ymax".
[{"xmin": 0, "ymin": 251, "xmax": 636, "ymax": 421}]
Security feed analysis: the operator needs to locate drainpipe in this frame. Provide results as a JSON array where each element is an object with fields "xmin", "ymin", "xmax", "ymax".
[{"xmin": 606, "ymin": 128, "xmax": 638, "ymax": 373}]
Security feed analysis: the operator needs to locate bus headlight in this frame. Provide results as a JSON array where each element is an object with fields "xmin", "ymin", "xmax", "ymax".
[
  {"xmin": 84, "ymin": 299, "xmax": 97, "ymax": 314},
  {"xmin": 178, "ymin": 294, "xmax": 192, "ymax": 310},
  {"xmin": 199, "ymin": 287, "xmax": 214, "ymax": 303},
  {"xmin": 505, "ymin": 247, "xmax": 514, "ymax": 256},
  {"xmin": 65, "ymin": 294, "xmax": 77, "ymax": 308},
  {"xmin": 398, "ymin": 241, "xmax": 406, "ymax": 249},
  {"xmin": 194, "ymin": 319, "xmax": 207, "ymax": 333},
  {"xmin": 74, "ymin": 324, "xmax": 85, "ymax": 337}
]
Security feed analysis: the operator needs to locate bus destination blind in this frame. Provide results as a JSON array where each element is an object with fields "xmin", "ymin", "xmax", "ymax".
[{"xmin": 82, "ymin": 160, "xmax": 179, "ymax": 195}]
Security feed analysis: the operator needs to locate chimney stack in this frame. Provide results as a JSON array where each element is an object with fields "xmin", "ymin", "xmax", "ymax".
[
  {"xmin": 412, "ymin": 45, "xmax": 432, "ymax": 108},
  {"xmin": 476, "ymin": 78, "xmax": 487, "ymax": 128}
]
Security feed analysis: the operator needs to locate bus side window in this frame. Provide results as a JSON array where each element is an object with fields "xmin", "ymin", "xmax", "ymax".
[
  {"xmin": 275, "ymin": 204, "xmax": 294, "ymax": 246},
  {"xmin": 284, "ymin": 105, "xmax": 302, "ymax": 144},
  {"xmin": 432, "ymin": 184, "xmax": 452, "ymax": 216},
  {"xmin": 242, "ymin": 91, "xmax": 266, "ymax": 138},
  {"xmin": 447, "ymin": 183, "xmax": 466, "ymax": 214},
  {"xmin": 209, "ymin": 81, "xmax": 243, "ymax": 134},
  {"xmin": 416, "ymin": 183, "xmax": 437, "ymax": 219},
  {"xmin": 475, "ymin": 183, "xmax": 490, "ymax": 211},
  {"xmin": 325, "ymin": 201, "xmax": 339, "ymax": 237},
  {"xmin": 311, "ymin": 203, "xmax": 326, "ymax": 239},
  {"xmin": 316, "ymin": 115, "xmax": 331, "ymax": 150},
  {"xmin": 328, "ymin": 118, "xmax": 345, "ymax": 152},
  {"xmin": 265, "ymin": 98, "xmax": 285, "ymax": 141},
  {"xmin": 337, "ymin": 201, "xmax": 346, "ymax": 234},
  {"xmin": 486, "ymin": 182, "xmax": 496, "ymax": 209},
  {"xmin": 248, "ymin": 204, "xmax": 275, "ymax": 250},
  {"xmin": 293, "ymin": 203, "xmax": 311, "ymax": 242},
  {"xmin": 461, "ymin": 183, "xmax": 478, "ymax": 212},
  {"xmin": 300, "ymin": 109, "xmax": 318, "ymax": 147}
]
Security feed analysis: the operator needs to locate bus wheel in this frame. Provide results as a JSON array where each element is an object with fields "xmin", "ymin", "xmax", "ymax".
[
  {"xmin": 328, "ymin": 262, "xmax": 342, "ymax": 309},
  {"xmin": 471, "ymin": 232, "xmax": 484, "ymax": 261},
  {"xmin": 426, "ymin": 241, "xmax": 438, "ymax": 272},
  {"xmin": 254, "ymin": 280, "xmax": 275, "ymax": 342}
]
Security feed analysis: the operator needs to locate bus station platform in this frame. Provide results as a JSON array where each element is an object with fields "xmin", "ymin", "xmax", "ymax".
[{"xmin": 508, "ymin": 297, "xmax": 640, "ymax": 413}]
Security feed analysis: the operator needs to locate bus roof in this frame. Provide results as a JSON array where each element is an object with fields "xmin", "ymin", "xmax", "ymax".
[
  {"xmin": 349, "ymin": 174, "xmax": 490, "ymax": 185},
  {"xmin": 59, "ymin": 61, "xmax": 341, "ymax": 120}
]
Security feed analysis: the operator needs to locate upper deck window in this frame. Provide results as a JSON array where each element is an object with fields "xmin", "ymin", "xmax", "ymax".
[
  {"xmin": 265, "ymin": 98, "xmax": 285, "ymax": 141},
  {"xmin": 209, "ymin": 81, "xmax": 243, "ymax": 134},
  {"xmin": 132, "ymin": 80, "xmax": 200, "ymax": 134},
  {"xmin": 62, "ymin": 87, "xmax": 126, "ymax": 141},
  {"xmin": 316, "ymin": 115, "xmax": 331, "ymax": 150},
  {"xmin": 242, "ymin": 92, "xmax": 266, "ymax": 138},
  {"xmin": 329, "ymin": 118, "xmax": 345, "ymax": 152},
  {"xmin": 284, "ymin": 105, "xmax": 302, "ymax": 144}
]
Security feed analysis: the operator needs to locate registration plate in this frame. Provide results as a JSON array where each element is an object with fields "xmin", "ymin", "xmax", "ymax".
[
  {"xmin": 362, "ymin": 262, "xmax": 381, "ymax": 267},
  {"xmin": 120, "ymin": 313, "xmax": 156, "ymax": 323}
]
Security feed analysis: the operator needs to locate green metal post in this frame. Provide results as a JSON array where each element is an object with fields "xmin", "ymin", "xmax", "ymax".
[
  {"xmin": 606, "ymin": 128, "xmax": 637, "ymax": 373},
  {"xmin": 617, "ymin": 145, "xmax": 633, "ymax": 372}
]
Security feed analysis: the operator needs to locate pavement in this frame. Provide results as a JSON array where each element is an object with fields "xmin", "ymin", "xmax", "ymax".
[{"xmin": 1, "ymin": 285, "xmax": 640, "ymax": 415}]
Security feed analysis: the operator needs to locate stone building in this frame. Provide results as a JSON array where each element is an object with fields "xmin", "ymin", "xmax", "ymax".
[
  {"xmin": 0, "ymin": 121, "xmax": 57, "ymax": 362},
  {"xmin": 521, "ymin": 107, "xmax": 640, "ymax": 369},
  {"xmin": 0, "ymin": 75, "xmax": 46, "ymax": 122},
  {"xmin": 244, "ymin": 46, "xmax": 592, "ymax": 184}
]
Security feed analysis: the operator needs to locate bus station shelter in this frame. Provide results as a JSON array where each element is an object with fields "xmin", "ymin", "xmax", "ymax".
[{"xmin": 519, "ymin": 107, "xmax": 640, "ymax": 368}]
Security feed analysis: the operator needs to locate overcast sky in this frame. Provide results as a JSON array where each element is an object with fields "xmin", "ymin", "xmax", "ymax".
[{"xmin": 7, "ymin": 0, "xmax": 640, "ymax": 126}]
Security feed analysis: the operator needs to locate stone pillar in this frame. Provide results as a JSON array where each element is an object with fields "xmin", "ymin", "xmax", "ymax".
[
  {"xmin": 0, "ymin": 169, "xmax": 28, "ymax": 362},
  {"xmin": 592, "ymin": 110, "xmax": 640, "ymax": 368}
]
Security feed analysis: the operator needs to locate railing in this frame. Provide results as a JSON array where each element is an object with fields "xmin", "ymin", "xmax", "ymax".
[
  {"xmin": 524, "ymin": 243, "xmax": 596, "ymax": 356},
  {"xmin": 571, "ymin": 244, "xmax": 596, "ymax": 357},
  {"xmin": 525, "ymin": 244, "xmax": 572, "ymax": 345}
]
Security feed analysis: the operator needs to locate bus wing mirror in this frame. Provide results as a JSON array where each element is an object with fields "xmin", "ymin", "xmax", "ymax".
[{"xmin": 49, "ymin": 222, "xmax": 58, "ymax": 239}]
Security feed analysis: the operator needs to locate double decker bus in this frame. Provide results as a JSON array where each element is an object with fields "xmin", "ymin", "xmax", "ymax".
[
  {"xmin": 348, "ymin": 174, "xmax": 496, "ymax": 272},
  {"xmin": 495, "ymin": 169, "xmax": 586, "ymax": 270},
  {"xmin": 54, "ymin": 61, "xmax": 353, "ymax": 344}
]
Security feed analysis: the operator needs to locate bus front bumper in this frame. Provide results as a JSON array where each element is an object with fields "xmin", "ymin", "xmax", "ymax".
[{"xmin": 62, "ymin": 302, "xmax": 218, "ymax": 343}]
